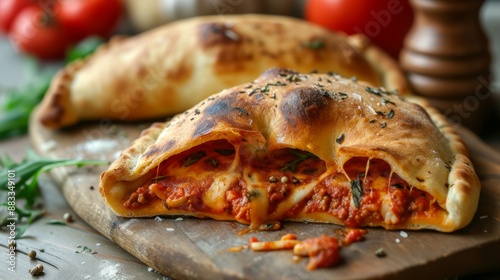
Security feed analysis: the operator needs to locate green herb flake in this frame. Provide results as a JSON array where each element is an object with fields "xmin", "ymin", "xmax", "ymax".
[
  {"xmin": 272, "ymin": 81, "xmax": 286, "ymax": 87},
  {"xmin": 248, "ymin": 88, "xmax": 260, "ymax": 97},
  {"xmin": 302, "ymin": 40, "xmax": 325, "ymax": 49},
  {"xmin": 75, "ymin": 245, "xmax": 94, "ymax": 254},
  {"xmin": 208, "ymin": 158, "xmax": 219, "ymax": 167},
  {"xmin": 281, "ymin": 150, "xmax": 318, "ymax": 173},
  {"xmin": 246, "ymin": 190, "xmax": 259, "ymax": 200},
  {"xmin": 234, "ymin": 107, "xmax": 249, "ymax": 116},
  {"xmin": 151, "ymin": 175, "xmax": 169, "ymax": 182},
  {"xmin": 337, "ymin": 92, "xmax": 348, "ymax": 100},
  {"xmin": 260, "ymin": 81, "xmax": 287, "ymax": 93},
  {"xmin": 336, "ymin": 133, "xmax": 345, "ymax": 144},
  {"xmin": 382, "ymin": 98, "xmax": 396, "ymax": 105},
  {"xmin": 365, "ymin": 87, "xmax": 381, "ymax": 96},
  {"xmin": 46, "ymin": 220, "xmax": 67, "ymax": 226},
  {"xmin": 184, "ymin": 151, "xmax": 206, "ymax": 167},
  {"xmin": 388, "ymin": 109, "xmax": 395, "ymax": 119},
  {"xmin": 261, "ymin": 84, "xmax": 270, "ymax": 93},
  {"xmin": 258, "ymin": 221, "xmax": 281, "ymax": 231},
  {"xmin": 215, "ymin": 149, "xmax": 235, "ymax": 156},
  {"xmin": 285, "ymin": 75, "xmax": 302, "ymax": 82},
  {"xmin": 319, "ymin": 89, "xmax": 334, "ymax": 99},
  {"xmin": 350, "ymin": 178, "xmax": 363, "ymax": 209}
]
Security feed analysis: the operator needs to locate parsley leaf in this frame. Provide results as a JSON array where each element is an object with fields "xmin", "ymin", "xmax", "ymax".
[
  {"xmin": 0, "ymin": 151, "xmax": 107, "ymax": 238},
  {"xmin": 350, "ymin": 178, "xmax": 363, "ymax": 209},
  {"xmin": 281, "ymin": 150, "xmax": 318, "ymax": 173}
]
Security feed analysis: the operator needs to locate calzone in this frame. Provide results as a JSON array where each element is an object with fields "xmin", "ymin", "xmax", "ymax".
[
  {"xmin": 38, "ymin": 14, "xmax": 408, "ymax": 129},
  {"xmin": 99, "ymin": 68, "xmax": 480, "ymax": 232}
]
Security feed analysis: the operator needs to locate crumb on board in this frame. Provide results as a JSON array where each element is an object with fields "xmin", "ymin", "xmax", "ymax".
[{"xmin": 375, "ymin": 248, "xmax": 386, "ymax": 257}]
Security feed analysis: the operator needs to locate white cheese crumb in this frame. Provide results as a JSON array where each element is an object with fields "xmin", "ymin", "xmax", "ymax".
[
  {"xmin": 96, "ymin": 243, "xmax": 101, "ymax": 246},
  {"xmin": 147, "ymin": 267, "xmax": 155, "ymax": 272},
  {"xmin": 400, "ymin": 231, "xmax": 408, "ymax": 238},
  {"xmin": 224, "ymin": 29, "xmax": 240, "ymax": 41},
  {"xmin": 366, "ymin": 105, "xmax": 377, "ymax": 115},
  {"xmin": 395, "ymin": 238, "xmax": 401, "ymax": 243},
  {"xmin": 82, "ymin": 262, "xmax": 86, "ymax": 265},
  {"xmin": 480, "ymin": 215, "xmax": 488, "ymax": 219},
  {"xmin": 40, "ymin": 140, "xmax": 57, "ymax": 152},
  {"xmin": 166, "ymin": 227, "xmax": 175, "ymax": 232},
  {"xmin": 175, "ymin": 217, "xmax": 184, "ymax": 221},
  {"xmin": 154, "ymin": 216, "xmax": 164, "ymax": 222},
  {"xmin": 351, "ymin": 93, "xmax": 363, "ymax": 102},
  {"xmin": 83, "ymin": 275, "xmax": 91, "ymax": 279}
]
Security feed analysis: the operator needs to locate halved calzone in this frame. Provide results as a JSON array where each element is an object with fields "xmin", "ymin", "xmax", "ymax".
[
  {"xmin": 38, "ymin": 14, "xmax": 408, "ymax": 129},
  {"xmin": 99, "ymin": 68, "xmax": 480, "ymax": 232}
]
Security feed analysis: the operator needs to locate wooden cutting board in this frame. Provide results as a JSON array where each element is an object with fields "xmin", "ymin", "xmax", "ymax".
[{"xmin": 29, "ymin": 110, "xmax": 500, "ymax": 280}]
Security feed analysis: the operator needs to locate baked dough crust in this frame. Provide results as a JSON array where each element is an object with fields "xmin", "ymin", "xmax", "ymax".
[
  {"xmin": 99, "ymin": 69, "xmax": 480, "ymax": 232},
  {"xmin": 38, "ymin": 14, "xmax": 409, "ymax": 129}
]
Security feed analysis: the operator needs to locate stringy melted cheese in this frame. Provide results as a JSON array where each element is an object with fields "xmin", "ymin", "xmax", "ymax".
[{"xmin": 125, "ymin": 140, "xmax": 444, "ymax": 229}]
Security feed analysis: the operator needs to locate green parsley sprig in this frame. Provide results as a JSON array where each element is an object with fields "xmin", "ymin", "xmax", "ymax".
[
  {"xmin": 281, "ymin": 150, "xmax": 318, "ymax": 173},
  {"xmin": 0, "ymin": 151, "xmax": 107, "ymax": 238},
  {"xmin": 0, "ymin": 37, "xmax": 104, "ymax": 141}
]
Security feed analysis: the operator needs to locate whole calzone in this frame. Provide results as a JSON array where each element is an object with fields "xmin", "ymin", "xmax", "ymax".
[
  {"xmin": 38, "ymin": 14, "xmax": 408, "ymax": 129},
  {"xmin": 99, "ymin": 68, "xmax": 480, "ymax": 232}
]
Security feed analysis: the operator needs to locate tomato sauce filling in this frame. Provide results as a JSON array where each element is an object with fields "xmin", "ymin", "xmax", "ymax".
[
  {"xmin": 297, "ymin": 157, "xmax": 440, "ymax": 227},
  {"xmin": 123, "ymin": 139, "xmax": 236, "ymax": 211},
  {"xmin": 123, "ymin": 142, "xmax": 440, "ymax": 228},
  {"xmin": 299, "ymin": 235, "xmax": 340, "ymax": 270}
]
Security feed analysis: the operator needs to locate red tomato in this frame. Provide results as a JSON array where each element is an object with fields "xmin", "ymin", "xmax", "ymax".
[
  {"xmin": 0, "ymin": 0, "xmax": 34, "ymax": 33},
  {"xmin": 305, "ymin": 0, "xmax": 414, "ymax": 59},
  {"xmin": 9, "ymin": 6, "xmax": 72, "ymax": 59},
  {"xmin": 56, "ymin": 0, "xmax": 122, "ymax": 40}
]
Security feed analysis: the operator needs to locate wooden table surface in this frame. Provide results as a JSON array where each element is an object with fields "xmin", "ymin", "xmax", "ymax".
[{"xmin": 0, "ymin": 135, "xmax": 173, "ymax": 280}]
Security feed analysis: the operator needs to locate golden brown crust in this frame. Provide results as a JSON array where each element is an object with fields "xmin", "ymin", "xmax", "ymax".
[
  {"xmin": 406, "ymin": 96, "xmax": 480, "ymax": 229},
  {"xmin": 99, "ymin": 69, "xmax": 480, "ymax": 232},
  {"xmin": 38, "ymin": 14, "xmax": 408, "ymax": 129}
]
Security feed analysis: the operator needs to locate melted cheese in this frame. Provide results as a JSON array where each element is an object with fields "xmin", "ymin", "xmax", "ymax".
[{"xmin": 130, "ymin": 141, "xmax": 441, "ymax": 228}]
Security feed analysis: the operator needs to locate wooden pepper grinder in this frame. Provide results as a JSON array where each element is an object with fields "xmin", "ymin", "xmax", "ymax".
[{"xmin": 400, "ymin": 0, "xmax": 493, "ymax": 133}]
